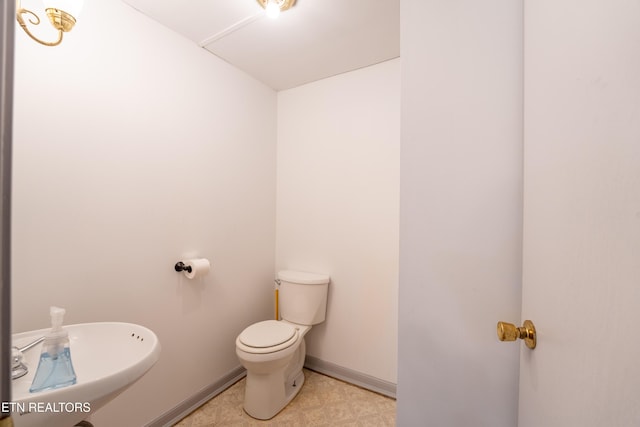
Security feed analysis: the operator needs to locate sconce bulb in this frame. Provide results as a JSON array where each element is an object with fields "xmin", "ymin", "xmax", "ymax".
[{"xmin": 265, "ymin": 0, "xmax": 281, "ymax": 19}]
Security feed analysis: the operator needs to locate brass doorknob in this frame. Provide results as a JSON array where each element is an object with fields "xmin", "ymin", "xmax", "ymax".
[{"xmin": 497, "ymin": 320, "xmax": 536, "ymax": 349}]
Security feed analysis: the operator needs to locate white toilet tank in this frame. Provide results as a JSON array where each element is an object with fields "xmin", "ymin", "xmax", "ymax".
[{"xmin": 278, "ymin": 270, "xmax": 330, "ymax": 325}]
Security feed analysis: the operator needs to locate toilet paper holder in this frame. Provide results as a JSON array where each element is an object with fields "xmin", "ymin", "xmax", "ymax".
[{"xmin": 174, "ymin": 262, "xmax": 192, "ymax": 273}]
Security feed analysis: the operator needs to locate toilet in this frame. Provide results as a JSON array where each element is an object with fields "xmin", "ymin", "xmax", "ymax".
[{"xmin": 235, "ymin": 270, "xmax": 330, "ymax": 420}]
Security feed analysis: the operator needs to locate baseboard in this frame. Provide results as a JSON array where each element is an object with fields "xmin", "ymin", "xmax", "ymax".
[
  {"xmin": 304, "ymin": 355, "xmax": 397, "ymax": 399},
  {"xmin": 145, "ymin": 365, "xmax": 246, "ymax": 427}
]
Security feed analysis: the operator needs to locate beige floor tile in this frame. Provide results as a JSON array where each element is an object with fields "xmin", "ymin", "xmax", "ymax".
[{"xmin": 174, "ymin": 369, "xmax": 395, "ymax": 426}]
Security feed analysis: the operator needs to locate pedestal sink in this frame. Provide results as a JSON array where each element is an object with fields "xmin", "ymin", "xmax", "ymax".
[{"xmin": 9, "ymin": 322, "xmax": 160, "ymax": 427}]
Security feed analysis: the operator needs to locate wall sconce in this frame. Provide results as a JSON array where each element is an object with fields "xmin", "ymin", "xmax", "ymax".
[
  {"xmin": 16, "ymin": 0, "xmax": 83, "ymax": 46},
  {"xmin": 256, "ymin": 0, "xmax": 296, "ymax": 19}
]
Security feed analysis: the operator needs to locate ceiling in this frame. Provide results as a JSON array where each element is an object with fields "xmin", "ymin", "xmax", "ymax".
[{"xmin": 121, "ymin": 0, "xmax": 400, "ymax": 91}]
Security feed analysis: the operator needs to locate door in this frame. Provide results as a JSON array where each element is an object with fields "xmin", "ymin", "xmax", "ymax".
[{"xmin": 519, "ymin": 1, "xmax": 640, "ymax": 425}]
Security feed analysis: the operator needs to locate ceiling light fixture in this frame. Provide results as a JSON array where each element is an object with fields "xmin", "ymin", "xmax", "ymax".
[
  {"xmin": 256, "ymin": 0, "xmax": 296, "ymax": 19},
  {"xmin": 16, "ymin": 0, "xmax": 83, "ymax": 46}
]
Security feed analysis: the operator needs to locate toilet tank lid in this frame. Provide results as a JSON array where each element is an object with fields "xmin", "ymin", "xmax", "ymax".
[{"xmin": 278, "ymin": 270, "xmax": 330, "ymax": 285}]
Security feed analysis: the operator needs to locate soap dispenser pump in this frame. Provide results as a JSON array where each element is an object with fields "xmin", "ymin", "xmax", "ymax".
[{"xmin": 29, "ymin": 306, "xmax": 77, "ymax": 393}]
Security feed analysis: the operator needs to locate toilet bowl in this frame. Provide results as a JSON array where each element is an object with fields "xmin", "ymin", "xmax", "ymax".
[
  {"xmin": 235, "ymin": 270, "xmax": 330, "ymax": 420},
  {"xmin": 235, "ymin": 320, "xmax": 310, "ymax": 419}
]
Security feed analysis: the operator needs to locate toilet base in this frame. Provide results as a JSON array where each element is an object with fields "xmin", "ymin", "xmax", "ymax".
[
  {"xmin": 286, "ymin": 369, "xmax": 305, "ymax": 404},
  {"xmin": 243, "ymin": 369, "xmax": 305, "ymax": 420}
]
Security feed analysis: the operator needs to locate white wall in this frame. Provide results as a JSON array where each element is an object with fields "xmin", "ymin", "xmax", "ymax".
[
  {"xmin": 276, "ymin": 59, "xmax": 400, "ymax": 384},
  {"xmin": 12, "ymin": 1, "xmax": 276, "ymax": 425},
  {"xmin": 398, "ymin": 0, "xmax": 523, "ymax": 425}
]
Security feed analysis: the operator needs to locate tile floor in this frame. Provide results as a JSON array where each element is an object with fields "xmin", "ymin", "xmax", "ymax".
[{"xmin": 174, "ymin": 369, "xmax": 396, "ymax": 426}]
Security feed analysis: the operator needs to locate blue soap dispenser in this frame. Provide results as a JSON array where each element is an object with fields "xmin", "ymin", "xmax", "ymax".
[{"xmin": 29, "ymin": 306, "xmax": 77, "ymax": 393}]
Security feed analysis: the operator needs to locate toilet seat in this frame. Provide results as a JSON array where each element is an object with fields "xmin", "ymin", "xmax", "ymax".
[{"xmin": 237, "ymin": 320, "xmax": 298, "ymax": 354}]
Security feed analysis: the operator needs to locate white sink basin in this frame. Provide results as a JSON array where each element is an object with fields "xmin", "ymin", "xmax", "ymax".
[{"xmin": 10, "ymin": 322, "xmax": 160, "ymax": 427}]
